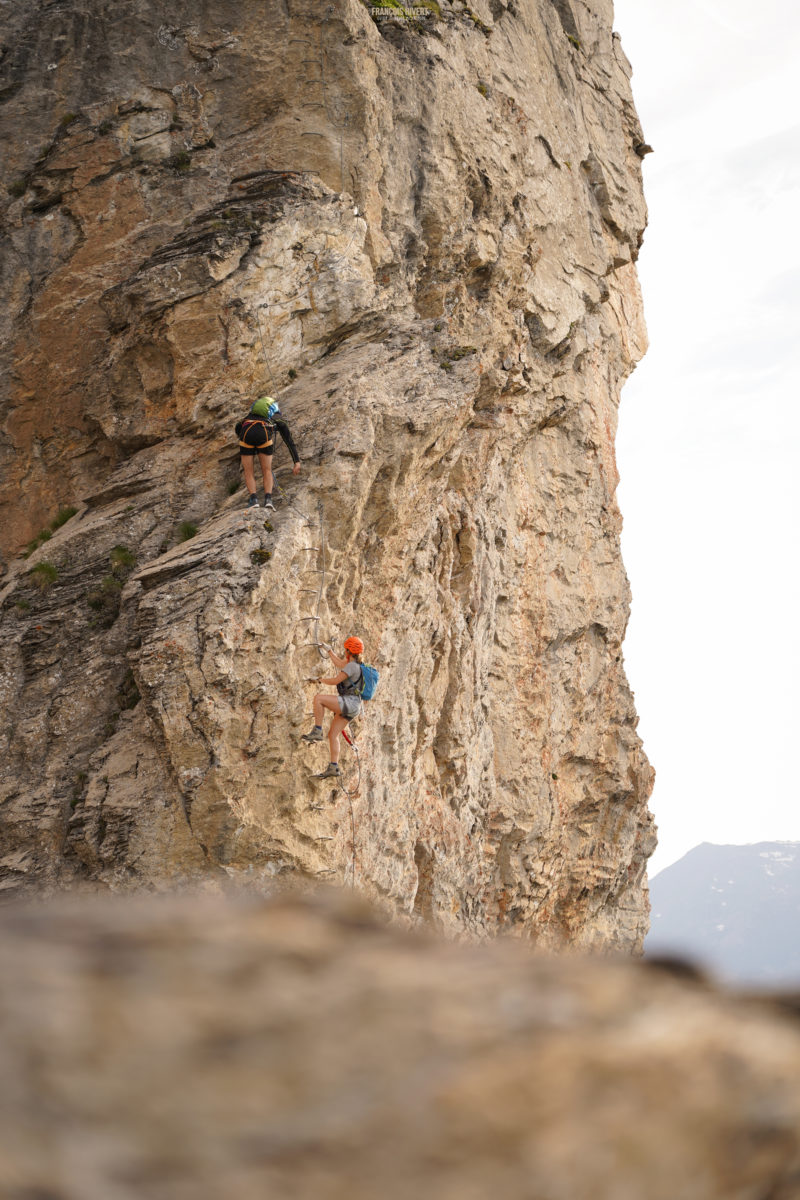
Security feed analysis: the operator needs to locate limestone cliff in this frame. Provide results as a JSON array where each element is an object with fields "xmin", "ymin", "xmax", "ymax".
[{"xmin": 0, "ymin": 0, "xmax": 656, "ymax": 947}]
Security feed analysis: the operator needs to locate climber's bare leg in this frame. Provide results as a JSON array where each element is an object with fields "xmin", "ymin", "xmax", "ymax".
[
  {"xmin": 328, "ymin": 714, "xmax": 349, "ymax": 765},
  {"xmin": 258, "ymin": 452, "xmax": 274, "ymax": 495},
  {"xmin": 241, "ymin": 455, "xmax": 257, "ymax": 494},
  {"xmin": 313, "ymin": 693, "xmax": 341, "ymax": 726}
]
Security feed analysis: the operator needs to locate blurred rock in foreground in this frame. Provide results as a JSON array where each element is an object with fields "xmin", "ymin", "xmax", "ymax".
[{"xmin": 2, "ymin": 891, "xmax": 800, "ymax": 1200}]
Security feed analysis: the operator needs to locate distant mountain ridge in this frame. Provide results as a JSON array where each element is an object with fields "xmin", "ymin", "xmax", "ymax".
[{"xmin": 647, "ymin": 841, "xmax": 800, "ymax": 987}]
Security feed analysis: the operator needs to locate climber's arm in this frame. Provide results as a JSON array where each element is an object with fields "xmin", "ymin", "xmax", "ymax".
[
  {"xmin": 273, "ymin": 417, "xmax": 300, "ymax": 467},
  {"xmin": 319, "ymin": 671, "xmax": 347, "ymax": 687}
]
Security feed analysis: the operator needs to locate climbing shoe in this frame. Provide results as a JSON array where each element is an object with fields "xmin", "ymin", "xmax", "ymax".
[
  {"xmin": 316, "ymin": 763, "xmax": 341, "ymax": 779},
  {"xmin": 301, "ymin": 727, "xmax": 324, "ymax": 743},
  {"xmin": 263, "ymin": 494, "xmax": 275, "ymax": 510},
  {"xmin": 247, "ymin": 493, "xmax": 259, "ymax": 509}
]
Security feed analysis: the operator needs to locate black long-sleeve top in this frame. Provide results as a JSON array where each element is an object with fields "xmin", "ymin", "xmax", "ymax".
[{"xmin": 272, "ymin": 416, "xmax": 300, "ymax": 464}]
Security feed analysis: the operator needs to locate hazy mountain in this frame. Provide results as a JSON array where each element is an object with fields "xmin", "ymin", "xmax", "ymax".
[{"xmin": 647, "ymin": 841, "xmax": 800, "ymax": 987}]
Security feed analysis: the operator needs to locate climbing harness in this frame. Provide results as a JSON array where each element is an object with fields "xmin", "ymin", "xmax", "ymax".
[{"xmin": 237, "ymin": 417, "xmax": 275, "ymax": 453}]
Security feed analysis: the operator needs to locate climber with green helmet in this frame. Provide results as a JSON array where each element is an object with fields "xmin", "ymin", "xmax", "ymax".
[
  {"xmin": 302, "ymin": 636, "xmax": 365, "ymax": 779},
  {"xmin": 236, "ymin": 395, "xmax": 301, "ymax": 510}
]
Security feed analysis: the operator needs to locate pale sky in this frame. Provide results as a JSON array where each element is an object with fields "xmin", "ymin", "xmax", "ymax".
[{"xmin": 612, "ymin": 0, "xmax": 800, "ymax": 874}]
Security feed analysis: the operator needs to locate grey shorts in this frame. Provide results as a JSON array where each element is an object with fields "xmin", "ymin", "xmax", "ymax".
[{"xmin": 338, "ymin": 694, "xmax": 361, "ymax": 720}]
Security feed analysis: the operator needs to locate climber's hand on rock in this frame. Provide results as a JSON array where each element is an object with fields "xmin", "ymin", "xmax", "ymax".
[{"xmin": 292, "ymin": 462, "xmax": 301, "ymax": 475}]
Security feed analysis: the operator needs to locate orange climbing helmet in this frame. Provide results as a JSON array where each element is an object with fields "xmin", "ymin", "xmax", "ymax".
[{"xmin": 344, "ymin": 636, "xmax": 364, "ymax": 655}]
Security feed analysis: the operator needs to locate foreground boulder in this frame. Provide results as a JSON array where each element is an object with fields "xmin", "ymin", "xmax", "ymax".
[{"xmin": 1, "ymin": 891, "xmax": 800, "ymax": 1199}]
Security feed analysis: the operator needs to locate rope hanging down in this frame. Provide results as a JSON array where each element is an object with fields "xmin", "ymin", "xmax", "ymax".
[
  {"xmin": 285, "ymin": 491, "xmax": 361, "ymax": 886},
  {"xmin": 253, "ymin": 3, "xmax": 362, "ymax": 394},
  {"xmin": 248, "ymin": 12, "xmax": 364, "ymax": 884},
  {"xmin": 337, "ymin": 729, "xmax": 360, "ymax": 887}
]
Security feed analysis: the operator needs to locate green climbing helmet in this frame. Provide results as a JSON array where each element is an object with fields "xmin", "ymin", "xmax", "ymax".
[{"xmin": 251, "ymin": 395, "xmax": 280, "ymax": 420}]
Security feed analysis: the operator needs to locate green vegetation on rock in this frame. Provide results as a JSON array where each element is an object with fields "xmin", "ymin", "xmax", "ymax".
[
  {"xmin": 30, "ymin": 562, "xmax": 59, "ymax": 591},
  {"xmin": 110, "ymin": 545, "xmax": 136, "ymax": 570}
]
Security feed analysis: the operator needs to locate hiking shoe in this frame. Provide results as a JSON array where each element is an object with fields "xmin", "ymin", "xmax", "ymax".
[
  {"xmin": 247, "ymin": 493, "xmax": 259, "ymax": 509},
  {"xmin": 317, "ymin": 763, "xmax": 341, "ymax": 779},
  {"xmin": 301, "ymin": 728, "xmax": 324, "ymax": 743},
  {"xmin": 263, "ymin": 495, "xmax": 275, "ymax": 510}
]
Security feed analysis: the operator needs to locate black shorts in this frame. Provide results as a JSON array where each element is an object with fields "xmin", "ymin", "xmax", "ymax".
[{"xmin": 239, "ymin": 421, "xmax": 274, "ymax": 457}]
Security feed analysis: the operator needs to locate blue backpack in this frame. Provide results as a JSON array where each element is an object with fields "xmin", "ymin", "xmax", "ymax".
[{"xmin": 358, "ymin": 664, "xmax": 379, "ymax": 701}]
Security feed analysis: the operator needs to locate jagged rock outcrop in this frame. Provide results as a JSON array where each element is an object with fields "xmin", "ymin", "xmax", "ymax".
[
  {"xmin": 3, "ymin": 891, "xmax": 800, "ymax": 1200},
  {"xmin": 0, "ymin": 0, "xmax": 655, "ymax": 946}
]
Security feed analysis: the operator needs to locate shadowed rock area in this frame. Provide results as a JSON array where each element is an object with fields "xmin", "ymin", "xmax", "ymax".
[
  {"xmin": 2, "ymin": 892, "xmax": 800, "ymax": 1200},
  {"xmin": 1, "ymin": 0, "xmax": 655, "ymax": 946}
]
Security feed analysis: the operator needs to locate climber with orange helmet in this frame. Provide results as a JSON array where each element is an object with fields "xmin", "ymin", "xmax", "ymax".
[{"xmin": 301, "ymin": 636, "xmax": 365, "ymax": 779}]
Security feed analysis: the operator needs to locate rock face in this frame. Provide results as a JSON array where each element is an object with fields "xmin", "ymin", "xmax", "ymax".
[
  {"xmin": 3, "ymin": 892, "xmax": 800, "ymax": 1200},
  {"xmin": 0, "ymin": 0, "xmax": 655, "ymax": 947}
]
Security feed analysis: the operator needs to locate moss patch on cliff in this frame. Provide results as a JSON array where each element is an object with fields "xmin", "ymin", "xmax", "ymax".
[
  {"xmin": 438, "ymin": 344, "xmax": 477, "ymax": 370},
  {"xmin": 86, "ymin": 545, "xmax": 137, "ymax": 628},
  {"xmin": 118, "ymin": 667, "xmax": 141, "ymax": 711},
  {"xmin": 22, "ymin": 507, "xmax": 78, "ymax": 557},
  {"xmin": 30, "ymin": 562, "xmax": 59, "ymax": 592},
  {"xmin": 7, "ymin": 176, "xmax": 30, "ymax": 198},
  {"xmin": 52, "ymin": 506, "xmax": 78, "ymax": 531}
]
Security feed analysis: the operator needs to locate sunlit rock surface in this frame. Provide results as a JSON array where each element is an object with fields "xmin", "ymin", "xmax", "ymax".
[{"xmin": 0, "ymin": 0, "xmax": 655, "ymax": 946}]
